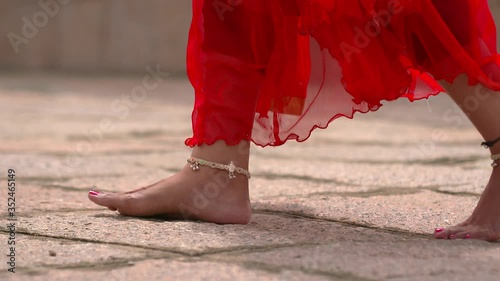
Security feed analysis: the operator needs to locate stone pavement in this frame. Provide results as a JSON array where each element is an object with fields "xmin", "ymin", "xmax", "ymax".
[{"xmin": 0, "ymin": 73, "xmax": 499, "ymax": 281}]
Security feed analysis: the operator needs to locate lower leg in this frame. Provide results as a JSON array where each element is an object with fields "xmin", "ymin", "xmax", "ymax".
[
  {"xmin": 87, "ymin": 0, "xmax": 274, "ymax": 224},
  {"xmin": 435, "ymin": 74, "xmax": 500, "ymax": 241},
  {"xmin": 88, "ymin": 140, "xmax": 252, "ymax": 224}
]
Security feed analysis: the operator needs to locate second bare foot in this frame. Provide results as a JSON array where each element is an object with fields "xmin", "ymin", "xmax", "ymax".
[{"xmin": 434, "ymin": 168, "xmax": 500, "ymax": 241}]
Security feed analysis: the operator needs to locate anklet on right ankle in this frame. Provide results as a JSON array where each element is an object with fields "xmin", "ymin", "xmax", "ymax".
[
  {"xmin": 491, "ymin": 154, "xmax": 500, "ymax": 168},
  {"xmin": 481, "ymin": 136, "xmax": 500, "ymax": 149}
]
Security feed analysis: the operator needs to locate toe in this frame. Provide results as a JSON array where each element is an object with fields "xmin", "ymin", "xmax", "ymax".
[
  {"xmin": 434, "ymin": 226, "xmax": 469, "ymax": 239},
  {"xmin": 88, "ymin": 190, "xmax": 121, "ymax": 209},
  {"xmin": 444, "ymin": 226, "xmax": 470, "ymax": 239},
  {"xmin": 433, "ymin": 227, "xmax": 447, "ymax": 239},
  {"xmin": 452, "ymin": 231, "xmax": 473, "ymax": 240},
  {"xmin": 438, "ymin": 221, "xmax": 500, "ymax": 241},
  {"xmin": 434, "ymin": 220, "xmax": 469, "ymax": 239},
  {"xmin": 456, "ymin": 227, "xmax": 500, "ymax": 242},
  {"xmin": 89, "ymin": 189, "xmax": 152, "ymax": 216}
]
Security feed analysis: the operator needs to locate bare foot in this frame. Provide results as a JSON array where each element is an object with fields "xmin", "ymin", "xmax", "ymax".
[
  {"xmin": 434, "ymin": 168, "xmax": 500, "ymax": 241},
  {"xmin": 87, "ymin": 164, "xmax": 252, "ymax": 224}
]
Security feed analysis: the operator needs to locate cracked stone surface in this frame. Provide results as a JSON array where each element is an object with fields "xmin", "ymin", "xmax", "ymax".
[
  {"xmin": 0, "ymin": 213, "xmax": 411, "ymax": 256},
  {"xmin": 14, "ymin": 259, "xmax": 337, "ymax": 281},
  {"xmin": 0, "ymin": 233, "xmax": 169, "ymax": 271},
  {"xmin": 253, "ymin": 190, "xmax": 478, "ymax": 234},
  {"xmin": 212, "ymin": 240, "xmax": 500, "ymax": 281},
  {"xmin": 1, "ymin": 74, "xmax": 499, "ymax": 280}
]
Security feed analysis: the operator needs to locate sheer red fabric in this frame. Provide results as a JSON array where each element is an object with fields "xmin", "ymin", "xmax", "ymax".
[{"xmin": 185, "ymin": 0, "xmax": 500, "ymax": 147}]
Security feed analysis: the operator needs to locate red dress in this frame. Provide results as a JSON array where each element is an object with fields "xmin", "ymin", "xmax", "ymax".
[{"xmin": 185, "ymin": 0, "xmax": 500, "ymax": 147}]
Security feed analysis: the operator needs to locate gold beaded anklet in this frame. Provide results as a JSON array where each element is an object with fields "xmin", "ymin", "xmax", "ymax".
[
  {"xmin": 187, "ymin": 157, "xmax": 251, "ymax": 179},
  {"xmin": 491, "ymin": 154, "xmax": 500, "ymax": 168},
  {"xmin": 481, "ymin": 137, "xmax": 500, "ymax": 168}
]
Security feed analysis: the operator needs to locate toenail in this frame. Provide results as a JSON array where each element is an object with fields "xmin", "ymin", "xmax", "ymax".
[
  {"xmin": 450, "ymin": 234, "xmax": 456, "ymax": 239},
  {"xmin": 465, "ymin": 234, "xmax": 471, "ymax": 239},
  {"xmin": 89, "ymin": 190, "xmax": 100, "ymax": 196},
  {"xmin": 434, "ymin": 228, "xmax": 445, "ymax": 233}
]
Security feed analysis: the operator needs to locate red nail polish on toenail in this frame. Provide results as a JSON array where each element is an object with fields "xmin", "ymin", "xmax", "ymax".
[
  {"xmin": 465, "ymin": 234, "xmax": 471, "ymax": 239},
  {"xmin": 434, "ymin": 228, "xmax": 445, "ymax": 233},
  {"xmin": 450, "ymin": 234, "xmax": 456, "ymax": 239},
  {"xmin": 89, "ymin": 190, "xmax": 100, "ymax": 196}
]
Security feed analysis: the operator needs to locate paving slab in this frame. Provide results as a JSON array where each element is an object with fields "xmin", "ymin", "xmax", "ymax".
[
  {"xmin": 7, "ymin": 259, "xmax": 335, "ymax": 281},
  {"xmin": 0, "ymin": 212, "xmax": 412, "ymax": 257},
  {"xmin": 212, "ymin": 240, "xmax": 500, "ymax": 281},
  {"xmin": 0, "ymin": 153, "xmax": 163, "ymax": 180},
  {"xmin": 0, "ymin": 233, "xmax": 170, "ymax": 275},
  {"xmin": 254, "ymin": 191, "xmax": 477, "ymax": 234},
  {"xmin": 1, "ymin": 74, "xmax": 499, "ymax": 280},
  {"xmin": 250, "ymin": 160, "xmax": 490, "ymax": 190}
]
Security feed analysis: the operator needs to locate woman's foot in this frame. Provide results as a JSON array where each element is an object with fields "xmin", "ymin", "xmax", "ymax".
[
  {"xmin": 434, "ymin": 168, "xmax": 500, "ymax": 241},
  {"xmin": 435, "ymin": 75, "xmax": 500, "ymax": 241},
  {"xmin": 88, "ymin": 163, "xmax": 252, "ymax": 224}
]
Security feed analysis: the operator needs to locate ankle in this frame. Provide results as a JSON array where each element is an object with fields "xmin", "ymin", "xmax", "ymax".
[
  {"xmin": 191, "ymin": 140, "xmax": 251, "ymax": 169},
  {"xmin": 180, "ymin": 164, "xmax": 250, "ymax": 198}
]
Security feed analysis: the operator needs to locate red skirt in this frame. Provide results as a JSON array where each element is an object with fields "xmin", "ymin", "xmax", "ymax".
[{"xmin": 185, "ymin": 0, "xmax": 500, "ymax": 147}]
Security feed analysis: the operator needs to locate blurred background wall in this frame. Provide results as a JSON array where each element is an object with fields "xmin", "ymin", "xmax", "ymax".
[
  {"xmin": 0, "ymin": 0, "xmax": 191, "ymax": 75},
  {"xmin": 1, "ymin": 0, "xmax": 500, "ymax": 75}
]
